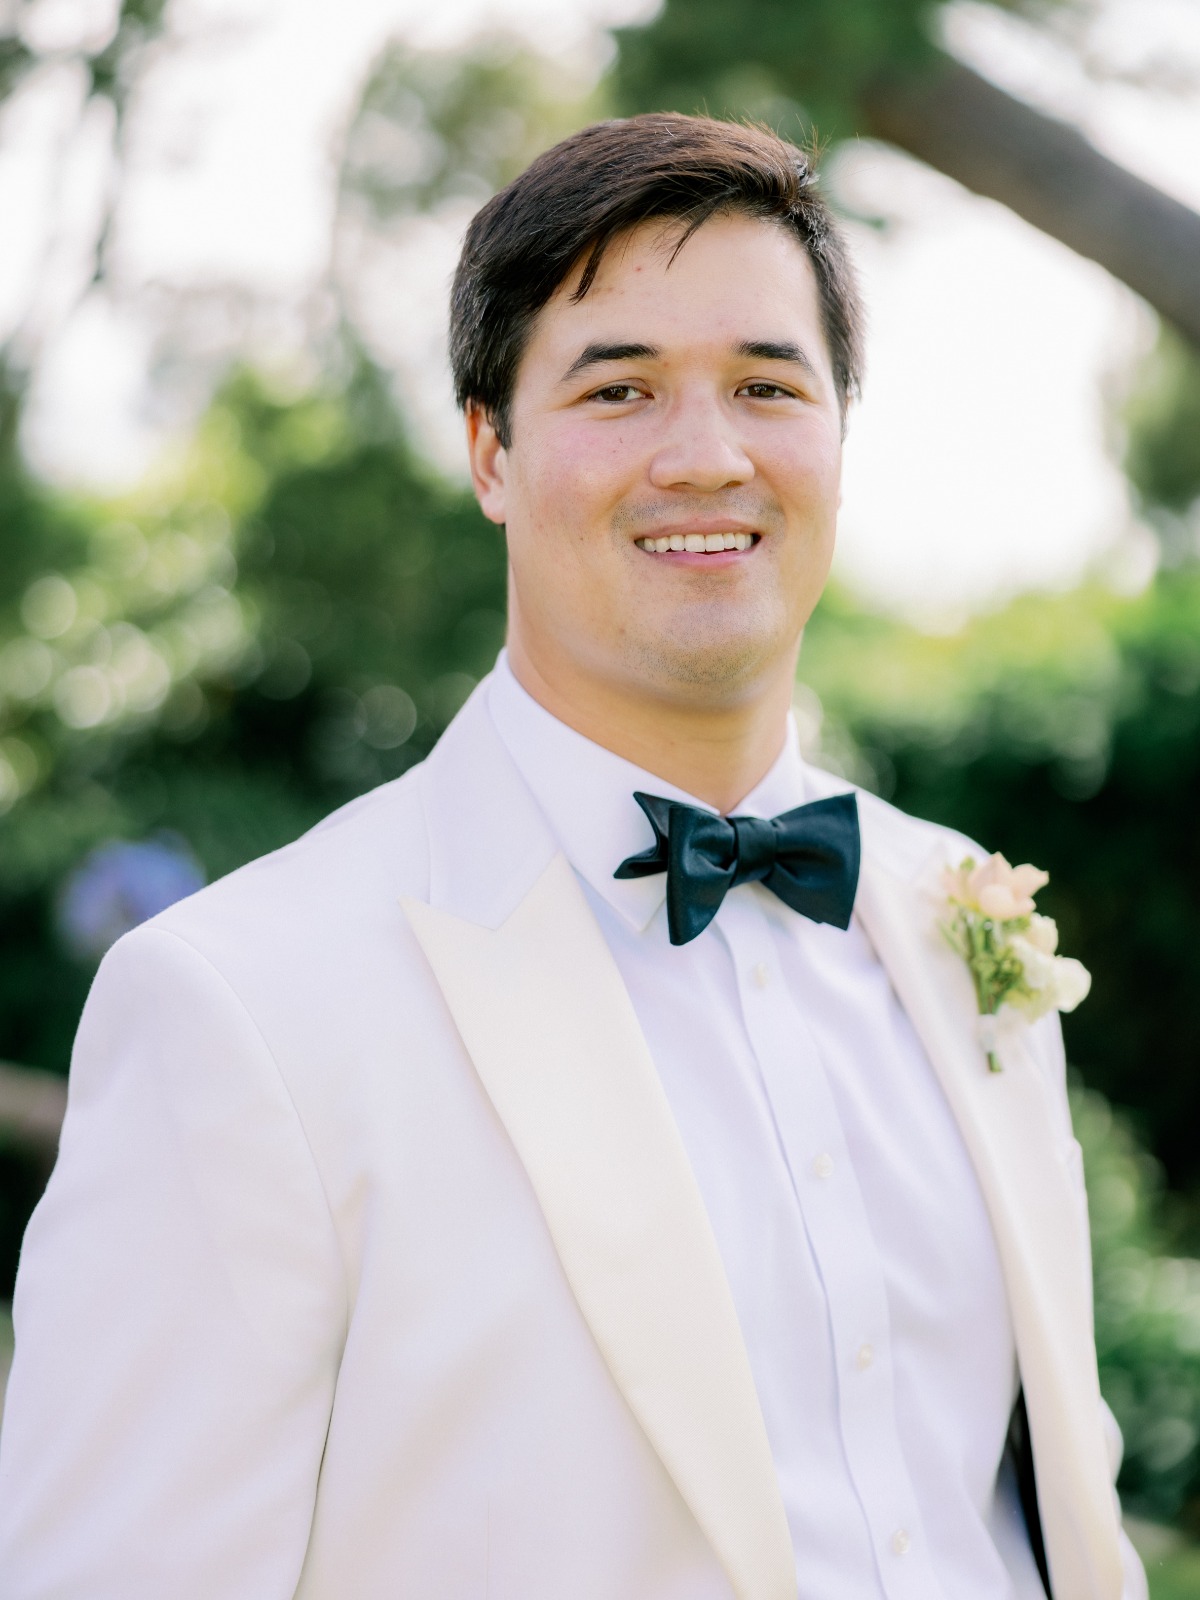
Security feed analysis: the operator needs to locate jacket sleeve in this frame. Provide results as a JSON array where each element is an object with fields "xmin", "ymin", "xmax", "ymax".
[
  {"xmin": 0, "ymin": 923, "xmax": 347, "ymax": 1599},
  {"xmin": 1030, "ymin": 1010, "xmax": 1149, "ymax": 1600}
]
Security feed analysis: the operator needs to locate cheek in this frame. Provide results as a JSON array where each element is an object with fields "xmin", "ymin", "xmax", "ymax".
[
  {"xmin": 776, "ymin": 426, "xmax": 842, "ymax": 504},
  {"xmin": 515, "ymin": 425, "xmax": 637, "ymax": 551},
  {"xmin": 504, "ymin": 440, "xmax": 626, "ymax": 608},
  {"xmin": 767, "ymin": 431, "xmax": 841, "ymax": 588}
]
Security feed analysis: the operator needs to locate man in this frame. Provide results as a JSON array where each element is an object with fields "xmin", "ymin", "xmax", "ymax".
[{"xmin": 0, "ymin": 115, "xmax": 1145, "ymax": 1599}]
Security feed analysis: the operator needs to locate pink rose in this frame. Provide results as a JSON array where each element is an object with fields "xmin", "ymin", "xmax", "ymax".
[{"xmin": 964, "ymin": 853, "xmax": 1049, "ymax": 921}]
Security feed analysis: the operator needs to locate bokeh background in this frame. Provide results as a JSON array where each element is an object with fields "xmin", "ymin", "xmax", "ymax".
[{"xmin": 1, "ymin": 0, "xmax": 1199, "ymax": 1588}]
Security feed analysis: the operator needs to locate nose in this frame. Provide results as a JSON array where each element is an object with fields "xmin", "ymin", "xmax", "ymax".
[{"xmin": 647, "ymin": 392, "xmax": 754, "ymax": 492}]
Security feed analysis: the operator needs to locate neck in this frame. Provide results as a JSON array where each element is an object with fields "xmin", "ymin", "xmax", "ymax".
[{"xmin": 505, "ymin": 638, "xmax": 797, "ymax": 815}]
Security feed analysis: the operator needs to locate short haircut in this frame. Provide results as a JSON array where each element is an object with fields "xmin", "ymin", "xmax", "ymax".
[{"xmin": 450, "ymin": 112, "xmax": 864, "ymax": 447}]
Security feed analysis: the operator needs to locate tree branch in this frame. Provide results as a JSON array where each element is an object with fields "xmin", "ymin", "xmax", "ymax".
[{"xmin": 862, "ymin": 49, "xmax": 1200, "ymax": 351}]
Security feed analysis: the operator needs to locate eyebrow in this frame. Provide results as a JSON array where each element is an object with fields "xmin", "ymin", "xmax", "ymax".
[
  {"xmin": 560, "ymin": 342, "xmax": 659, "ymax": 382},
  {"xmin": 560, "ymin": 337, "xmax": 819, "ymax": 384},
  {"xmin": 735, "ymin": 339, "xmax": 819, "ymax": 376}
]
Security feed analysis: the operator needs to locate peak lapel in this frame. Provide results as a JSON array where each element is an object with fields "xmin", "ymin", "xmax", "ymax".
[
  {"xmin": 854, "ymin": 850, "xmax": 1123, "ymax": 1600},
  {"xmin": 403, "ymin": 852, "xmax": 796, "ymax": 1600}
]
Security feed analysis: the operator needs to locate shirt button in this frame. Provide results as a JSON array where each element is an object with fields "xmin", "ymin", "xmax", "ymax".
[
  {"xmin": 812, "ymin": 1152, "xmax": 835, "ymax": 1180},
  {"xmin": 751, "ymin": 962, "xmax": 771, "ymax": 989},
  {"xmin": 891, "ymin": 1529, "xmax": 911, "ymax": 1557},
  {"xmin": 855, "ymin": 1343, "xmax": 874, "ymax": 1371}
]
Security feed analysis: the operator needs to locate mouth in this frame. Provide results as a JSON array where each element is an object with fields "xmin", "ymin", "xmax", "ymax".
[{"xmin": 634, "ymin": 531, "xmax": 759, "ymax": 554}]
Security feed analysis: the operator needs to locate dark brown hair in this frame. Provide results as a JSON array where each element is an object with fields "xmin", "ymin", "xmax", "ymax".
[{"xmin": 450, "ymin": 112, "xmax": 864, "ymax": 446}]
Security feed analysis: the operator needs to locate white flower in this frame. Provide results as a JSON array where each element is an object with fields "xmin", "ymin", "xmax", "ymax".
[
  {"xmin": 1007, "ymin": 983, "xmax": 1057, "ymax": 1023},
  {"xmin": 1050, "ymin": 955, "xmax": 1091, "ymax": 1013},
  {"xmin": 1025, "ymin": 913, "xmax": 1059, "ymax": 955},
  {"xmin": 1007, "ymin": 946, "xmax": 1092, "ymax": 1022},
  {"xmin": 1008, "ymin": 934, "xmax": 1057, "ymax": 992}
]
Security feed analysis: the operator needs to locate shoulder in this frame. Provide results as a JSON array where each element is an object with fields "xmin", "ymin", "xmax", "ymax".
[
  {"xmin": 92, "ymin": 682, "xmax": 528, "ymax": 1040},
  {"xmin": 802, "ymin": 760, "xmax": 982, "ymax": 885},
  {"xmin": 77, "ymin": 763, "xmax": 453, "ymax": 1121},
  {"xmin": 133, "ymin": 762, "xmax": 433, "ymax": 989}
]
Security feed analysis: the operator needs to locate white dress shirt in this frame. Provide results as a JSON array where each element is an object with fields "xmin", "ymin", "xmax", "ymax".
[{"xmin": 488, "ymin": 654, "xmax": 1048, "ymax": 1600}]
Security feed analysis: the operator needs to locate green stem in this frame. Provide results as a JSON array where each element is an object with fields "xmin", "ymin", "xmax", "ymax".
[{"xmin": 981, "ymin": 983, "xmax": 1003, "ymax": 1073}]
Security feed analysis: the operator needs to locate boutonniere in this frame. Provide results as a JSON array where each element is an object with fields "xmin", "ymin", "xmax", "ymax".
[{"xmin": 941, "ymin": 853, "xmax": 1091, "ymax": 1072}]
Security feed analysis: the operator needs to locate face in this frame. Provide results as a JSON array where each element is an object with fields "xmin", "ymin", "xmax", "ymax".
[{"xmin": 466, "ymin": 211, "xmax": 844, "ymax": 711}]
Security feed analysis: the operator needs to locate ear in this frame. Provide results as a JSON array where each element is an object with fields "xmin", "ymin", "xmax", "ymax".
[{"xmin": 465, "ymin": 403, "xmax": 509, "ymax": 526}]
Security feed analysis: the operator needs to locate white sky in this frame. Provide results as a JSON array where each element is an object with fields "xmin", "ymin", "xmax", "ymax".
[{"xmin": 3, "ymin": 0, "xmax": 1199, "ymax": 622}]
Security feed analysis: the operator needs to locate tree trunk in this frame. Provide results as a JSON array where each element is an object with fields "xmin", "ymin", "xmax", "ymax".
[{"xmin": 862, "ymin": 49, "xmax": 1200, "ymax": 350}]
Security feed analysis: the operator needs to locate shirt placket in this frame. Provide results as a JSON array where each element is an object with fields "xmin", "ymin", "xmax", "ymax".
[{"xmin": 720, "ymin": 893, "xmax": 949, "ymax": 1600}]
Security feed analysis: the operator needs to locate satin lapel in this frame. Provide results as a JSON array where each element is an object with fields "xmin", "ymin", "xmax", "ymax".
[
  {"xmin": 854, "ymin": 855, "xmax": 1123, "ymax": 1600},
  {"xmin": 403, "ymin": 851, "xmax": 796, "ymax": 1600}
]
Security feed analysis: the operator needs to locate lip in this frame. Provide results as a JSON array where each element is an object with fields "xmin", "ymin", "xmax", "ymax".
[{"xmin": 635, "ymin": 520, "xmax": 759, "ymax": 542}]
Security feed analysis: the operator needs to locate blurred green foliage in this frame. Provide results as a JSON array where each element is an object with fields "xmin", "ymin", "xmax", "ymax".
[
  {"xmin": 0, "ymin": 362, "xmax": 504, "ymax": 1110},
  {"xmin": 0, "ymin": 0, "xmax": 167, "ymax": 112},
  {"xmin": 613, "ymin": 0, "xmax": 936, "ymax": 136},
  {"xmin": 343, "ymin": 35, "xmax": 603, "ymax": 222},
  {"xmin": 1143, "ymin": 1540, "xmax": 1200, "ymax": 1600},
  {"xmin": 1124, "ymin": 330, "xmax": 1200, "ymax": 568},
  {"xmin": 1074, "ymin": 1082, "xmax": 1200, "ymax": 1528}
]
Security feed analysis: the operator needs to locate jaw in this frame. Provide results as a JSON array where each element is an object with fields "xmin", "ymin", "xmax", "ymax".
[{"xmin": 608, "ymin": 581, "xmax": 802, "ymax": 703}]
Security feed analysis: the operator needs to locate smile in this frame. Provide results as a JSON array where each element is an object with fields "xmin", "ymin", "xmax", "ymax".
[{"xmin": 635, "ymin": 532, "xmax": 758, "ymax": 553}]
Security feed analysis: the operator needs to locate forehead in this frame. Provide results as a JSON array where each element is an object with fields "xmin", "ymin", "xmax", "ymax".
[{"xmin": 521, "ymin": 212, "xmax": 828, "ymax": 370}]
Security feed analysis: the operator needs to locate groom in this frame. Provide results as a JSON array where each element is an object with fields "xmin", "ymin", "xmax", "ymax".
[{"xmin": 0, "ymin": 115, "xmax": 1144, "ymax": 1599}]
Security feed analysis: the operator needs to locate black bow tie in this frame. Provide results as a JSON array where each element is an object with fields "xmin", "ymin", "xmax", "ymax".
[{"xmin": 615, "ymin": 790, "xmax": 861, "ymax": 946}]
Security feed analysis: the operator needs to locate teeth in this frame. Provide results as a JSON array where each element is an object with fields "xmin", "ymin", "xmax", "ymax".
[{"xmin": 636, "ymin": 532, "xmax": 757, "ymax": 553}]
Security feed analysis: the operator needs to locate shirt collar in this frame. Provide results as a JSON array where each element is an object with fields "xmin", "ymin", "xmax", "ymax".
[{"xmin": 486, "ymin": 651, "xmax": 808, "ymax": 933}]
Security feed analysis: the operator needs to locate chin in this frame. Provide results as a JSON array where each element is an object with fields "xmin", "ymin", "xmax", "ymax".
[{"xmin": 624, "ymin": 627, "xmax": 787, "ymax": 700}]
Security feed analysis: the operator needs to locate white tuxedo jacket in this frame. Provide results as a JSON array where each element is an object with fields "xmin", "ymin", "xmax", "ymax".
[{"xmin": 0, "ymin": 683, "xmax": 1132, "ymax": 1600}]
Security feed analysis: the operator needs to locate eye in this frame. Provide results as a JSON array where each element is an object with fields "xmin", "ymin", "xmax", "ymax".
[
  {"xmin": 738, "ymin": 381, "xmax": 796, "ymax": 400},
  {"xmin": 588, "ymin": 383, "xmax": 645, "ymax": 404}
]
